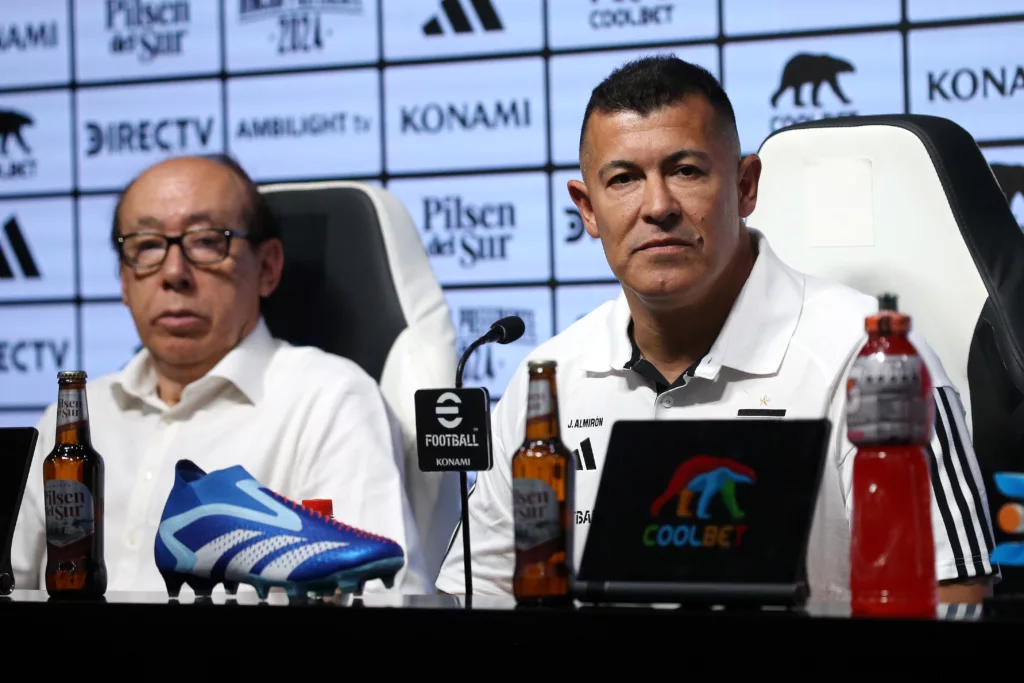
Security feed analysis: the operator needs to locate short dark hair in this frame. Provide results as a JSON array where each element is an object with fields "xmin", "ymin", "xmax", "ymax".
[
  {"xmin": 109, "ymin": 153, "xmax": 280, "ymax": 254},
  {"xmin": 579, "ymin": 55, "xmax": 739, "ymax": 165}
]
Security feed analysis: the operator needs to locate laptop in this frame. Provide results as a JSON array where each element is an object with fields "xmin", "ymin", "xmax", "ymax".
[
  {"xmin": 0, "ymin": 427, "xmax": 39, "ymax": 595},
  {"xmin": 573, "ymin": 418, "xmax": 831, "ymax": 608}
]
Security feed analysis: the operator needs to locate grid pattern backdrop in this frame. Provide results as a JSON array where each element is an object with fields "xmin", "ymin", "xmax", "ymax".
[{"xmin": 1, "ymin": 0, "xmax": 1023, "ymax": 427}]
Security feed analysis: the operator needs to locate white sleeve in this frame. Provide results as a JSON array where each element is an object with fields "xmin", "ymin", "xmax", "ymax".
[
  {"xmin": 833, "ymin": 334, "xmax": 997, "ymax": 583},
  {"xmin": 295, "ymin": 367, "xmax": 431, "ymax": 595},
  {"xmin": 435, "ymin": 368, "xmax": 525, "ymax": 597},
  {"xmin": 10, "ymin": 405, "xmax": 57, "ymax": 591}
]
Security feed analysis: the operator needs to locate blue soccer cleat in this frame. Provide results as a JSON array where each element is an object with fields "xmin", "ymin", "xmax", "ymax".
[{"xmin": 155, "ymin": 459, "xmax": 405, "ymax": 600}]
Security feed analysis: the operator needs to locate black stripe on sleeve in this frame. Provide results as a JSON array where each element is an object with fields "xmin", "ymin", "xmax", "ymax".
[
  {"xmin": 927, "ymin": 434, "xmax": 968, "ymax": 582},
  {"xmin": 933, "ymin": 393, "xmax": 985, "ymax": 577},
  {"xmin": 938, "ymin": 387, "xmax": 996, "ymax": 562}
]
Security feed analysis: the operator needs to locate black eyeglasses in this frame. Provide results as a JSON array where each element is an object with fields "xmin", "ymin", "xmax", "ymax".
[{"xmin": 117, "ymin": 228, "xmax": 251, "ymax": 270}]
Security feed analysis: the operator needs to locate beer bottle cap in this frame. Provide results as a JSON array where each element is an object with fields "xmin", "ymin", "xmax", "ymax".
[
  {"xmin": 58, "ymin": 371, "xmax": 88, "ymax": 381},
  {"xmin": 302, "ymin": 499, "xmax": 333, "ymax": 518},
  {"xmin": 528, "ymin": 360, "xmax": 557, "ymax": 370}
]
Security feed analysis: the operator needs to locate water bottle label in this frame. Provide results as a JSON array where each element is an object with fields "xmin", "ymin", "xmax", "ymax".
[
  {"xmin": 514, "ymin": 477, "xmax": 561, "ymax": 562},
  {"xmin": 44, "ymin": 479, "xmax": 95, "ymax": 551},
  {"xmin": 847, "ymin": 354, "xmax": 930, "ymax": 445}
]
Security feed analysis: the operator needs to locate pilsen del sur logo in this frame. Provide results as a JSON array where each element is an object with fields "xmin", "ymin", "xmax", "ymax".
[
  {"xmin": 422, "ymin": 195, "xmax": 516, "ymax": 268},
  {"xmin": 105, "ymin": 0, "xmax": 192, "ymax": 63},
  {"xmin": 642, "ymin": 455, "xmax": 755, "ymax": 549},
  {"xmin": 238, "ymin": 0, "xmax": 363, "ymax": 56},
  {"xmin": 768, "ymin": 52, "xmax": 858, "ymax": 132}
]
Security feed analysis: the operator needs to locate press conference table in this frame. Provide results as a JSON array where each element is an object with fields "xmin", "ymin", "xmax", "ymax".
[{"xmin": 2, "ymin": 588, "xmax": 1023, "ymax": 654}]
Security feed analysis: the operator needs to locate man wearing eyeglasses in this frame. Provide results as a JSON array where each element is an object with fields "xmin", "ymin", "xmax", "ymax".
[{"xmin": 11, "ymin": 155, "xmax": 431, "ymax": 597}]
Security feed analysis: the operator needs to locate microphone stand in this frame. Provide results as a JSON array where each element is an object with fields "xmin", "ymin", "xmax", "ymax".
[{"xmin": 454, "ymin": 336, "xmax": 490, "ymax": 604}]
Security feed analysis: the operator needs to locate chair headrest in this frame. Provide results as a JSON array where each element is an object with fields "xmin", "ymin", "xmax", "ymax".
[{"xmin": 747, "ymin": 114, "xmax": 1024, "ymax": 414}]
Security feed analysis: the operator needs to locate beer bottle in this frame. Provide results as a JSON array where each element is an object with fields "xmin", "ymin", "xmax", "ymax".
[
  {"xmin": 512, "ymin": 360, "xmax": 574, "ymax": 606},
  {"xmin": 43, "ymin": 371, "xmax": 107, "ymax": 599}
]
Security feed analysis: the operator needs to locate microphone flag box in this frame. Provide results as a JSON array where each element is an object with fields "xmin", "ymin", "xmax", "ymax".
[{"xmin": 415, "ymin": 388, "xmax": 493, "ymax": 472}]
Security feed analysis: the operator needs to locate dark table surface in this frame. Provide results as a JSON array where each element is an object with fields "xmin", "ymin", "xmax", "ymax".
[{"xmin": 3, "ymin": 587, "xmax": 1024, "ymax": 652}]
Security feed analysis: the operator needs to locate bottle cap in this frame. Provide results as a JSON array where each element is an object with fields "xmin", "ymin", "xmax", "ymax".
[
  {"xmin": 58, "ymin": 371, "xmax": 88, "ymax": 382},
  {"xmin": 302, "ymin": 499, "xmax": 333, "ymax": 518},
  {"xmin": 877, "ymin": 293, "xmax": 899, "ymax": 311},
  {"xmin": 867, "ymin": 293, "xmax": 910, "ymax": 334}
]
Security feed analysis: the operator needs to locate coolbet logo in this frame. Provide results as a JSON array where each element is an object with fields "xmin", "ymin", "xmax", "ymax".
[
  {"xmin": 769, "ymin": 52, "xmax": 857, "ymax": 131},
  {"xmin": 0, "ymin": 109, "xmax": 37, "ymax": 181},
  {"xmin": 588, "ymin": 0, "xmax": 674, "ymax": 30},
  {"xmin": 643, "ymin": 455, "xmax": 755, "ymax": 549},
  {"xmin": 423, "ymin": 195, "xmax": 515, "ymax": 268},
  {"xmin": 423, "ymin": 0, "xmax": 503, "ymax": 36},
  {"xmin": 0, "ymin": 19, "xmax": 59, "ymax": 52},
  {"xmin": 991, "ymin": 473, "xmax": 1024, "ymax": 566},
  {"xmin": 238, "ymin": 0, "xmax": 363, "ymax": 55},
  {"xmin": 105, "ymin": 0, "xmax": 191, "ymax": 62}
]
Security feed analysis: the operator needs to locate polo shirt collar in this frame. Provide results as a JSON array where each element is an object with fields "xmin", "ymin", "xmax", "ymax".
[
  {"xmin": 581, "ymin": 230, "xmax": 803, "ymax": 379},
  {"xmin": 112, "ymin": 316, "xmax": 277, "ymax": 409}
]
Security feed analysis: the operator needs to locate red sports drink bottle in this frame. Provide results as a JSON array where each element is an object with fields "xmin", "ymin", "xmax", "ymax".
[{"xmin": 847, "ymin": 293, "xmax": 937, "ymax": 618}]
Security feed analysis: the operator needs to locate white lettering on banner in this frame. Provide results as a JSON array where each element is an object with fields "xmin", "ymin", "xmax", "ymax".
[
  {"xmin": 435, "ymin": 457, "xmax": 472, "ymax": 467},
  {"xmin": 0, "ymin": 339, "xmax": 70, "ymax": 373}
]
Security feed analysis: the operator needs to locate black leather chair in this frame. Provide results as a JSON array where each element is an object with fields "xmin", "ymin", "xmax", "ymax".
[
  {"xmin": 258, "ymin": 180, "xmax": 461, "ymax": 582},
  {"xmin": 746, "ymin": 114, "xmax": 1024, "ymax": 593}
]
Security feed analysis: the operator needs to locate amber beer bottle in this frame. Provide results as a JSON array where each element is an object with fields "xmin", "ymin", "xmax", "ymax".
[
  {"xmin": 512, "ymin": 360, "xmax": 574, "ymax": 606},
  {"xmin": 43, "ymin": 371, "xmax": 107, "ymax": 598}
]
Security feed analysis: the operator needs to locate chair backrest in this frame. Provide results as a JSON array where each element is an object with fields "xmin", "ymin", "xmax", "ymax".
[
  {"xmin": 745, "ymin": 114, "xmax": 1024, "ymax": 592},
  {"xmin": 0, "ymin": 427, "xmax": 38, "ymax": 594},
  {"xmin": 258, "ymin": 180, "xmax": 460, "ymax": 581}
]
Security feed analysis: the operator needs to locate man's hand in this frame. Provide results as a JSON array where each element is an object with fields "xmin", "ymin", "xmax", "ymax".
[{"xmin": 938, "ymin": 576, "xmax": 993, "ymax": 604}]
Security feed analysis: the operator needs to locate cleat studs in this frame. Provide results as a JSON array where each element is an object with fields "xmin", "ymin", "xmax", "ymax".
[
  {"xmin": 252, "ymin": 581, "xmax": 270, "ymax": 601},
  {"xmin": 161, "ymin": 571, "xmax": 186, "ymax": 600},
  {"xmin": 186, "ymin": 576, "xmax": 216, "ymax": 598},
  {"xmin": 222, "ymin": 581, "xmax": 239, "ymax": 596}
]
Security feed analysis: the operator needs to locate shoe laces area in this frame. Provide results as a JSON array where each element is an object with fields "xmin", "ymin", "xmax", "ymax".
[{"xmin": 267, "ymin": 489, "xmax": 397, "ymax": 546}]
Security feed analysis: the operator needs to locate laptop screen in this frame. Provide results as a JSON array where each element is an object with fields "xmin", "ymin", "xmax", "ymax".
[{"xmin": 578, "ymin": 419, "xmax": 830, "ymax": 586}]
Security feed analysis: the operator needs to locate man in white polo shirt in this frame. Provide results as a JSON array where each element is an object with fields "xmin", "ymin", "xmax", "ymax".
[
  {"xmin": 436, "ymin": 56, "xmax": 996, "ymax": 603},
  {"xmin": 12, "ymin": 155, "xmax": 430, "ymax": 595}
]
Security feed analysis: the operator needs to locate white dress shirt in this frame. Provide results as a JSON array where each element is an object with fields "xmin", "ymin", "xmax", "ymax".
[
  {"xmin": 12, "ymin": 317, "xmax": 431, "ymax": 595},
  {"xmin": 436, "ymin": 231, "xmax": 997, "ymax": 601}
]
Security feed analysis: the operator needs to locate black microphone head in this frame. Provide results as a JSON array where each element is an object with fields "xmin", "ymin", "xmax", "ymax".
[{"xmin": 491, "ymin": 315, "xmax": 526, "ymax": 345}]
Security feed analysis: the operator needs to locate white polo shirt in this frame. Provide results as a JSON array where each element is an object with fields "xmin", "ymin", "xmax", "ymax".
[
  {"xmin": 436, "ymin": 231, "xmax": 997, "ymax": 600},
  {"xmin": 12, "ymin": 317, "xmax": 431, "ymax": 595}
]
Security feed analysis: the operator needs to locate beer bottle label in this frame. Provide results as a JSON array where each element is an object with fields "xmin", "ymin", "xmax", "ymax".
[
  {"xmin": 526, "ymin": 380, "xmax": 552, "ymax": 423},
  {"xmin": 513, "ymin": 477, "xmax": 561, "ymax": 564},
  {"xmin": 56, "ymin": 388, "xmax": 89, "ymax": 435},
  {"xmin": 847, "ymin": 354, "xmax": 930, "ymax": 445},
  {"xmin": 44, "ymin": 479, "xmax": 96, "ymax": 554}
]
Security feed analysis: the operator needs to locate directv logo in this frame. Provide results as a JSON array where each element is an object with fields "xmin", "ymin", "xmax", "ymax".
[
  {"xmin": 436, "ymin": 391, "xmax": 463, "ymax": 429},
  {"xmin": 0, "ymin": 216, "xmax": 40, "ymax": 280},
  {"xmin": 423, "ymin": 0, "xmax": 503, "ymax": 36}
]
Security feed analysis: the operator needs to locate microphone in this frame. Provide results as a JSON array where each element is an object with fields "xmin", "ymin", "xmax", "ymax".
[
  {"xmin": 414, "ymin": 314, "xmax": 528, "ymax": 601},
  {"xmin": 456, "ymin": 315, "xmax": 525, "ymax": 389}
]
